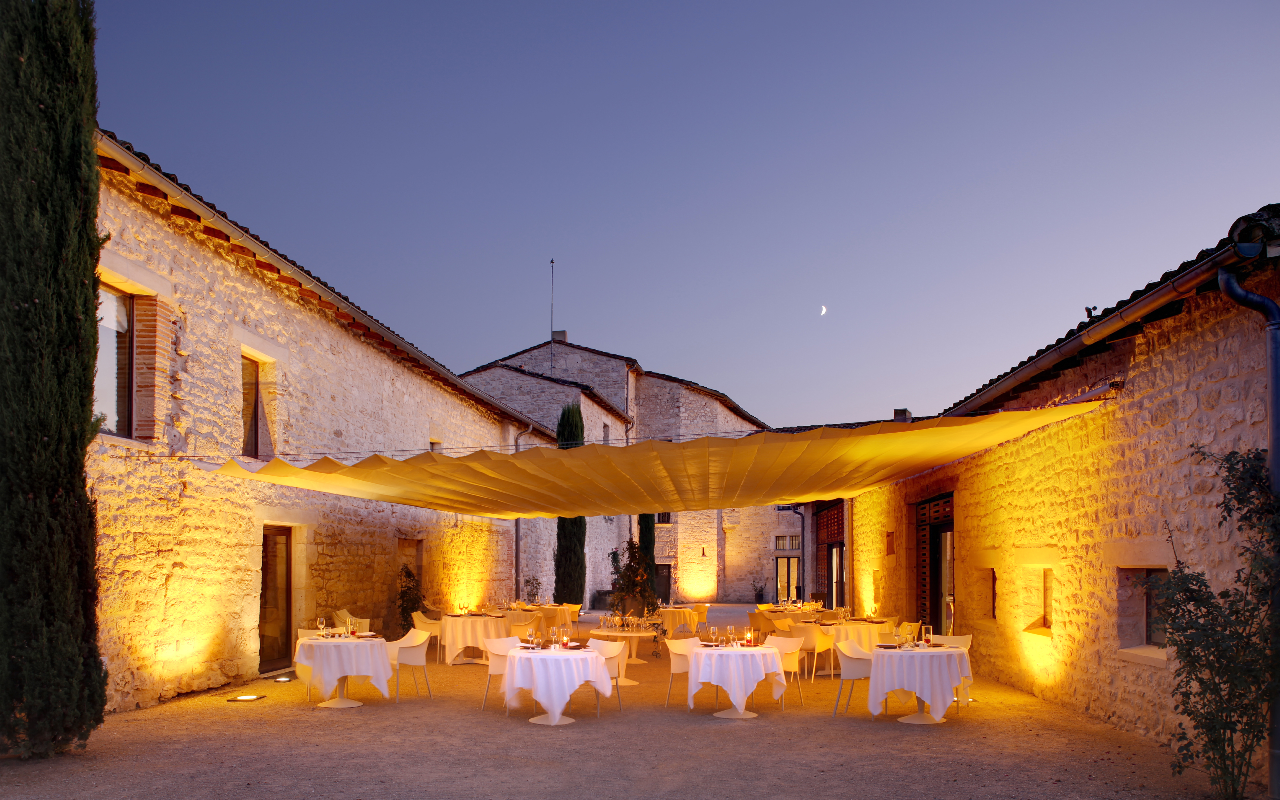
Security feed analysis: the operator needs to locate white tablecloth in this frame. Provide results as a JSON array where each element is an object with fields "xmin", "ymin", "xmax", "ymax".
[
  {"xmin": 821, "ymin": 622, "xmax": 890, "ymax": 655},
  {"xmin": 868, "ymin": 646, "xmax": 971, "ymax": 721},
  {"xmin": 500, "ymin": 610, "xmax": 540, "ymax": 629},
  {"xmin": 687, "ymin": 645, "xmax": 786, "ymax": 713},
  {"xmin": 293, "ymin": 637, "xmax": 392, "ymax": 699},
  {"xmin": 532, "ymin": 605, "xmax": 575, "ymax": 628},
  {"xmin": 505, "ymin": 649, "xmax": 612, "ymax": 724},
  {"xmin": 442, "ymin": 615, "xmax": 510, "ymax": 664},
  {"xmin": 658, "ymin": 608, "xmax": 697, "ymax": 634}
]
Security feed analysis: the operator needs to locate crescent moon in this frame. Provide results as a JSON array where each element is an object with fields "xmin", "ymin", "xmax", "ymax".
[{"xmin": 820, "ymin": 306, "xmax": 827, "ymax": 316}]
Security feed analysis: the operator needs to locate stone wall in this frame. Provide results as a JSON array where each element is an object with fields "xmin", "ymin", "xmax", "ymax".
[
  {"xmin": 499, "ymin": 342, "xmax": 634, "ymax": 417},
  {"xmin": 846, "ymin": 272, "xmax": 1276, "ymax": 739},
  {"xmin": 88, "ymin": 173, "xmax": 536, "ymax": 711}
]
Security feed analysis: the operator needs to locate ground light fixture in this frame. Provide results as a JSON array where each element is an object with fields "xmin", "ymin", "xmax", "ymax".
[
  {"xmin": 228, "ymin": 695, "xmax": 266, "ymax": 702},
  {"xmin": 274, "ymin": 676, "xmax": 292, "ymax": 683}
]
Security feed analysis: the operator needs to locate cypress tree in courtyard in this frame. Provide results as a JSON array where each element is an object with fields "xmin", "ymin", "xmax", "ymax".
[
  {"xmin": 0, "ymin": 0, "xmax": 108, "ymax": 756},
  {"xmin": 552, "ymin": 403, "xmax": 586, "ymax": 605}
]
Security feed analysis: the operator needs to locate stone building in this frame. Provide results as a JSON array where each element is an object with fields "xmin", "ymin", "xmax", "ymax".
[
  {"xmin": 838, "ymin": 208, "xmax": 1280, "ymax": 738},
  {"xmin": 463, "ymin": 336, "xmax": 803, "ymax": 605},
  {"xmin": 87, "ymin": 130, "xmax": 554, "ymax": 711}
]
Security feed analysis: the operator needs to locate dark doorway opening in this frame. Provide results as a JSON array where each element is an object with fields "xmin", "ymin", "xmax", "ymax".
[
  {"xmin": 259, "ymin": 525, "xmax": 292, "ymax": 673},
  {"xmin": 654, "ymin": 564, "xmax": 672, "ymax": 604},
  {"xmin": 914, "ymin": 495, "xmax": 954, "ymax": 632}
]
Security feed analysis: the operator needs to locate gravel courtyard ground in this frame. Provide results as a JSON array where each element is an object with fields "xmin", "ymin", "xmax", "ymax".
[{"xmin": 1, "ymin": 606, "xmax": 1218, "ymax": 800}]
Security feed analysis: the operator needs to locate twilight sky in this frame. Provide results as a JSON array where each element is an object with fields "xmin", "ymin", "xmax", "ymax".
[{"xmin": 95, "ymin": 1, "xmax": 1280, "ymax": 428}]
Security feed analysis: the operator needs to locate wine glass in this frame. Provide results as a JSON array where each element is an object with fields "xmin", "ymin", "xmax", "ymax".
[
  {"xmin": 709, "ymin": 626, "xmax": 718, "ymax": 644},
  {"xmin": 727, "ymin": 625, "xmax": 735, "ymax": 641}
]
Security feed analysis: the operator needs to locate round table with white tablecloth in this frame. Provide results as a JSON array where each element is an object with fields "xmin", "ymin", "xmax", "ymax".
[
  {"xmin": 821, "ymin": 621, "xmax": 891, "ymax": 656},
  {"xmin": 505, "ymin": 648, "xmax": 612, "ymax": 725},
  {"xmin": 293, "ymin": 636, "xmax": 392, "ymax": 708},
  {"xmin": 867, "ymin": 645, "xmax": 971, "ymax": 724},
  {"xmin": 499, "ymin": 609, "xmax": 541, "ymax": 630},
  {"xmin": 657, "ymin": 607, "xmax": 698, "ymax": 636},
  {"xmin": 441, "ymin": 614, "xmax": 510, "ymax": 665},
  {"xmin": 687, "ymin": 644, "xmax": 787, "ymax": 719}
]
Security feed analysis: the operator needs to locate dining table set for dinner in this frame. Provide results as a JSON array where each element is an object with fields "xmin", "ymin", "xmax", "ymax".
[
  {"xmin": 866, "ymin": 625, "xmax": 972, "ymax": 724},
  {"xmin": 685, "ymin": 633, "xmax": 786, "ymax": 719},
  {"xmin": 292, "ymin": 619, "xmax": 391, "ymax": 708}
]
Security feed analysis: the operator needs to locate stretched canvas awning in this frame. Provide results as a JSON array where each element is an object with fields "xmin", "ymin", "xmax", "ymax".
[{"xmin": 199, "ymin": 403, "xmax": 1099, "ymax": 519}]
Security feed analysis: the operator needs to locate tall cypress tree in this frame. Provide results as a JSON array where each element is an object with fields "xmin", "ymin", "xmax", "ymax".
[
  {"xmin": 552, "ymin": 403, "xmax": 586, "ymax": 605},
  {"xmin": 638, "ymin": 513, "xmax": 657, "ymax": 594},
  {"xmin": 0, "ymin": 0, "xmax": 108, "ymax": 756}
]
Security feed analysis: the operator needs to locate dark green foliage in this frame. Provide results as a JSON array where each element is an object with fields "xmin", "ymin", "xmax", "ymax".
[
  {"xmin": 1154, "ymin": 448, "xmax": 1280, "ymax": 800},
  {"xmin": 555, "ymin": 402, "xmax": 584, "ymax": 450},
  {"xmin": 396, "ymin": 565, "xmax": 424, "ymax": 635},
  {"xmin": 553, "ymin": 403, "xmax": 586, "ymax": 604},
  {"xmin": 0, "ymin": 0, "xmax": 108, "ymax": 756},
  {"xmin": 608, "ymin": 537, "xmax": 658, "ymax": 618},
  {"xmin": 638, "ymin": 514, "xmax": 656, "ymax": 593},
  {"xmin": 553, "ymin": 516, "xmax": 586, "ymax": 605}
]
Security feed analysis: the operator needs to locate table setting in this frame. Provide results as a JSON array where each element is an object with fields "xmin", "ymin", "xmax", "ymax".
[
  {"xmin": 867, "ymin": 625, "xmax": 971, "ymax": 724},
  {"xmin": 293, "ymin": 618, "xmax": 392, "ymax": 708},
  {"xmin": 504, "ymin": 637, "xmax": 611, "ymax": 725},
  {"xmin": 442, "ymin": 607, "xmax": 511, "ymax": 665},
  {"xmin": 686, "ymin": 629, "xmax": 785, "ymax": 718}
]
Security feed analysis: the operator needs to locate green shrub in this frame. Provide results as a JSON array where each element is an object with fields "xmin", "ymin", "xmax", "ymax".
[
  {"xmin": 1155, "ymin": 448, "xmax": 1280, "ymax": 800},
  {"xmin": 553, "ymin": 403, "xmax": 586, "ymax": 604}
]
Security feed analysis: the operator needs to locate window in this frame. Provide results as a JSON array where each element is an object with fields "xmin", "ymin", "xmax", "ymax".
[
  {"xmin": 242, "ymin": 356, "xmax": 260, "ymax": 458},
  {"xmin": 776, "ymin": 556, "xmax": 800, "ymax": 602},
  {"xmin": 94, "ymin": 286, "xmax": 133, "ymax": 437},
  {"xmin": 774, "ymin": 535, "xmax": 801, "ymax": 550},
  {"xmin": 1143, "ymin": 569, "xmax": 1169, "ymax": 646},
  {"xmin": 603, "ymin": 424, "xmax": 610, "ymax": 445},
  {"xmin": 885, "ymin": 532, "xmax": 895, "ymax": 557},
  {"xmin": 974, "ymin": 567, "xmax": 996, "ymax": 620},
  {"xmin": 1043, "ymin": 569, "xmax": 1054, "ymax": 628},
  {"xmin": 656, "ymin": 512, "xmax": 672, "ymax": 525}
]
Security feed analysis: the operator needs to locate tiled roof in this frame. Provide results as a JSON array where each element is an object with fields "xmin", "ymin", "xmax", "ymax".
[
  {"xmin": 944, "ymin": 204, "xmax": 1280, "ymax": 416},
  {"xmin": 95, "ymin": 129, "xmax": 555, "ymax": 440},
  {"xmin": 462, "ymin": 363, "xmax": 633, "ymax": 423}
]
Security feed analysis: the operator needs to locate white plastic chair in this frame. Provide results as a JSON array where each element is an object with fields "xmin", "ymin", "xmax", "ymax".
[
  {"xmin": 756, "ymin": 603, "xmax": 774, "ymax": 611},
  {"xmin": 335, "ymin": 608, "xmax": 371, "ymax": 633},
  {"xmin": 669, "ymin": 623, "xmax": 696, "ymax": 639},
  {"xmin": 411, "ymin": 612, "xmax": 443, "ymax": 663},
  {"xmin": 481, "ymin": 636, "xmax": 520, "ymax": 713},
  {"xmin": 691, "ymin": 604, "xmax": 710, "ymax": 633},
  {"xmin": 772, "ymin": 618, "xmax": 793, "ymax": 633},
  {"xmin": 899, "ymin": 621, "xmax": 921, "ymax": 641},
  {"xmin": 793, "ymin": 623, "xmax": 835, "ymax": 681},
  {"xmin": 832, "ymin": 639, "xmax": 873, "ymax": 716},
  {"xmin": 566, "ymin": 603, "xmax": 582, "ymax": 636},
  {"xmin": 765, "ymin": 635, "xmax": 804, "ymax": 709},
  {"xmin": 664, "ymin": 637, "xmax": 696, "ymax": 709},
  {"xmin": 386, "ymin": 629, "xmax": 433, "ymax": 702},
  {"xmin": 587, "ymin": 638, "xmax": 626, "ymax": 716},
  {"xmin": 933, "ymin": 634, "xmax": 974, "ymax": 705},
  {"xmin": 877, "ymin": 632, "xmax": 897, "ymax": 645}
]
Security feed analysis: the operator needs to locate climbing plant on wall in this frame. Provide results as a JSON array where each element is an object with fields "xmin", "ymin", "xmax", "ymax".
[
  {"xmin": 553, "ymin": 403, "xmax": 586, "ymax": 605},
  {"xmin": 0, "ymin": 0, "xmax": 109, "ymax": 756}
]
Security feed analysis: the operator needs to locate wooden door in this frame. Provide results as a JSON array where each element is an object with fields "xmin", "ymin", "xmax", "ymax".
[{"xmin": 655, "ymin": 564, "xmax": 672, "ymax": 603}]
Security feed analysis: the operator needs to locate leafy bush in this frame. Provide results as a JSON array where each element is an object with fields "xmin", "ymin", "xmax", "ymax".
[
  {"xmin": 609, "ymin": 537, "xmax": 658, "ymax": 617},
  {"xmin": 396, "ymin": 565, "xmax": 424, "ymax": 634},
  {"xmin": 1155, "ymin": 448, "xmax": 1280, "ymax": 800}
]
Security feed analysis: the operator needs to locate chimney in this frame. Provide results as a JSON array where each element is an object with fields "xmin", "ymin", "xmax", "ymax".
[
  {"xmin": 893, "ymin": 408, "xmax": 913, "ymax": 423},
  {"xmin": 551, "ymin": 330, "xmax": 567, "ymax": 342}
]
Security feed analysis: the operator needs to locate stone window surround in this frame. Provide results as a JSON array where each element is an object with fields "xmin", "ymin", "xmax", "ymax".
[{"xmin": 1108, "ymin": 539, "xmax": 1173, "ymax": 668}]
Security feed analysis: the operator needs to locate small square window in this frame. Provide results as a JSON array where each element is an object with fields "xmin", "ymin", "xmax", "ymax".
[
  {"xmin": 789, "ymin": 535, "xmax": 801, "ymax": 550},
  {"xmin": 656, "ymin": 512, "xmax": 672, "ymax": 525},
  {"xmin": 775, "ymin": 536, "xmax": 787, "ymax": 550}
]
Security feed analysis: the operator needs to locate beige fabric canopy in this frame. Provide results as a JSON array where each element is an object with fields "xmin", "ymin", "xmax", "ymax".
[{"xmin": 200, "ymin": 403, "xmax": 1098, "ymax": 519}]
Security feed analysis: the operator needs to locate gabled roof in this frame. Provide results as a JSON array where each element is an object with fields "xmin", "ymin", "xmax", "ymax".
[
  {"xmin": 473, "ymin": 339, "xmax": 769, "ymax": 430},
  {"xmin": 472, "ymin": 339, "xmax": 641, "ymax": 373},
  {"xmin": 944, "ymin": 204, "xmax": 1280, "ymax": 416},
  {"xmin": 643, "ymin": 371, "xmax": 769, "ymax": 430},
  {"xmin": 94, "ymin": 129, "xmax": 555, "ymax": 441},
  {"xmin": 462, "ymin": 363, "xmax": 633, "ymax": 424}
]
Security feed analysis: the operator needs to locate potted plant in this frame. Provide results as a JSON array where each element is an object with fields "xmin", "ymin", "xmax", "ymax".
[
  {"xmin": 751, "ymin": 580, "xmax": 765, "ymax": 605},
  {"xmin": 608, "ymin": 538, "xmax": 659, "ymax": 618}
]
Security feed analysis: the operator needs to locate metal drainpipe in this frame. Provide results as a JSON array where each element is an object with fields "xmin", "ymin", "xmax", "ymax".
[
  {"xmin": 512, "ymin": 423, "xmax": 535, "ymax": 598},
  {"xmin": 1216, "ymin": 254, "xmax": 1279, "ymax": 800},
  {"xmin": 790, "ymin": 505, "xmax": 806, "ymax": 602}
]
